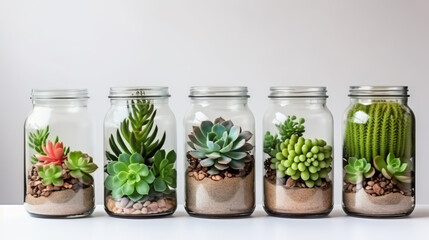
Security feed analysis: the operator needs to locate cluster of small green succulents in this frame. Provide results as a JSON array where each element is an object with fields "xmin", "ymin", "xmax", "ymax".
[
  {"xmin": 264, "ymin": 115, "xmax": 333, "ymax": 188},
  {"xmin": 28, "ymin": 126, "xmax": 98, "ymax": 188},
  {"xmin": 105, "ymin": 98, "xmax": 177, "ymax": 202},
  {"xmin": 343, "ymin": 102, "xmax": 413, "ymax": 186},
  {"xmin": 187, "ymin": 117, "xmax": 254, "ymax": 175}
]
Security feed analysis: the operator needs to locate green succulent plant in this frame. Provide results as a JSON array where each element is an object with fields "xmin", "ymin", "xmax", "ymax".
[
  {"xmin": 105, "ymin": 153, "xmax": 155, "ymax": 201},
  {"xmin": 344, "ymin": 157, "xmax": 375, "ymax": 184},
  {"xmin": 270, "ymin": 134, "xmax": 332, "ymax": 188},
  {"xmin": 373, "ymin": 153, "xmax": 411, "ymax": 183},
  {"xmin": 37, "ymin": 164, "xmax": 64, "ymax": 186},
  {"xmin": 65, "ymin": 151, "xmax": 98, "ymax": 185},
  {"xmin": 28, "ymin": 126, "xmax": 70, "ymax": 164},
  {"xmin": 343, "ymin": 102, "xmax": 412, "ymax": 162},
  {"xmin": 187, "ymin": 117, "xmax": 254, "ymax": 175},
  {"xmin": 106, "ymin": 99, "xmax": 166, "ymax": 162},
  {"xmin": 263, "ymin": 131, "xmax": 280, "ymax": 158},
  {"xmin": 276, "ymin": 115, "xmax": 305, "ymax": 142},
  {"xmin": 152, "ymin": 150, "xmax": 177, "ymax": 193}
]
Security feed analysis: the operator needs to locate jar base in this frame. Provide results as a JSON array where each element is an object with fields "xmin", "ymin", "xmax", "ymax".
[
  {"xmin": 26, "ymin": 207, "xmax": 94, "ymax": 218},
  {"xmin": 263, "ymin": 206, "xmax": 332, "ymax": 218},
  {"xmin": 185, "ymin": 206, "xmax": 255, "ymax": 218},
  {"xmin": 105, "ymin": 207, "xmax": 176, "ymax": 218},
  {"xmin": 343, "ymin": 206, "xmax": 414, "ymax": 218}
]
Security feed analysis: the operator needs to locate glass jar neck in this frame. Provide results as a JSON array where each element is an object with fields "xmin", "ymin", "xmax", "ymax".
[
  {"xmin": 349, "ymin": 96, "xmax": 408, "ymax": 105},
  {"xmin": 269, "ymin": 98, "xmax": 327, "ymax": 106},
  {"xmin": 190, "ymin": 97, "xmax": 248, "ymax": 107},
  {"xmin": 110, "ymin": 97, "xmax": 169, "ymax": 105},
  {"xmin": 33, "ymin": 99, "xmax": 88, "ymax": 107}
]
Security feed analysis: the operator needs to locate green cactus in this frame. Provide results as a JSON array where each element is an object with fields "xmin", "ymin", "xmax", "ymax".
[
  {"xmin": 37, "ymin": 164, "xmax": 64, "ymax": 186},
  {"xmin": 65, "ymin": 151, "xmax": 98, "ymax": 185},
  {"xmin": 187, "ymin": 117, "xmax": 254, "ymax": 175},
  {"xmin": 344, "ymin": 157, "xmax": 375, "ymax": 184},
  {"xmin": 105, "ymin": 153, "xmax": 155, "ymax": 201},
  {"xmin": 373, "ymin": 153, "xmax": 411, "ymax": 183},
  {"xmin": 270, "ymin": 134, "xmax": 333, "ymax": 188},
  {"xmin": 152, "ymin": 150, "xmax": 177, "ymax": 193},
  {"xmin": 343, "ymin": 102, "xmax": 411, "ymax": 162},
  {"xmin": 276, "ymin": 115, "xmax": 305, "ymax": 142}
]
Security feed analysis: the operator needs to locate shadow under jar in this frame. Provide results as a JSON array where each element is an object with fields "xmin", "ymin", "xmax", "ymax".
[
  {"xmin": 342, "ymin": 86, "xmax": 415, "ymax": 217},
  {"xmin": 184, "ymin": 87, "xmax": 255, "ymax": 217},
  {"xmin": 24, "ymin": 89, "xmax": 97, "ymax": 218},
  {"xmin": 263, "ymin": 87, "xmax": 334, "ymax": 217},
  {"xmin": 104, "ymin": 87, "xmax": 177, "ymax": 217}
]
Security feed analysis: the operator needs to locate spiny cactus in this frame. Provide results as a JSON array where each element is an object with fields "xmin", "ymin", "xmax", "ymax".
[
  {"xmin": 344, "ymin": 157, "xmax": 375, "ymax": 184},
  {"xmin": 344, "ymin": 102, "xmax": 411, "ymax": 161},
  {"xmin": 37, "ymin": 164, "xmax": 64, "ymax": 186},
  {"xmin": 270, "ymin": 134, "xmax": 332, "ymax": 188},
  {"xmin": 106, "ymin": 99, "xmax": 165, "ymax": 162},
  {"xmin": 373, "ymin": 153, "xmax": 411, "ymax": 183},
  {"xmin": 105, "ymin": 153, "xmax": 155, "ymax": 201},
  {"xmin": 187, "ymin": 117, "xmax": 253, "ymax": 175}
]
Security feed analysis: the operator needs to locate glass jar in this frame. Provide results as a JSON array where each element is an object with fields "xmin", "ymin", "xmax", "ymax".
[
  {"xmin": 184, "ymin": 87, "xmax": 255, "ymax": 217},
  {"xmin": 342, "ymin": 86, "xmax": 415, "ymax": 217},
  {"xmin": 104, "ymin": 87, "xmax": 177, "ymax": 217},
  {"xmin": 24, "ymin": 89, "xmax": 96, "ymax": 218},
  {"xmin": 263, "ymin": 87, "xmax": 333, "ymax": 217}
]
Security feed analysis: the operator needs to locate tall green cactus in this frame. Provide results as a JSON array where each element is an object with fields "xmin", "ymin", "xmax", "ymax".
[{"xmin": 343, "ymin": 102, "xmax": 411, "ymax": 161}]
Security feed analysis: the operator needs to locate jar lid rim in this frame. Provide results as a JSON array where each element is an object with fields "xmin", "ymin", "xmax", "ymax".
[
  {"xmin": 109, "ymin": 87, "xmax": 170, "ymax": 98},
  {"xmin": 349, "ymin": 86, "xmax": 409, "ymax": 97},
  {"xmin": 269, "ymin": 86, "xmax": 328, "ymax": 98},
  {"xmin": 189, "ymin": 86, "xmax": 249, "ymax": 98},
  {"xmin": 31, "ymin": 89, "xmax": 89, "ymax": 99}
]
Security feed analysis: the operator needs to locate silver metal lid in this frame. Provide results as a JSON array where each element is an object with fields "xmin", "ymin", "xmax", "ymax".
[
  {"xmin": 109, "ymin": 87, "xmax": 170, "ymax": 98},
  {"xmin": 349, "ymin": 86, "xmax": 409, "ymax": 97},
  {"xmin": 31, "ymin": 89, "xmax": 89, "ymax": 99},
  {"xmin": 189, "ymin": 86, "xmax": 249, "ymax": 98},
  {"xmin": 268, "ymin": 86, "xmax": 328, "ymax": 98}
]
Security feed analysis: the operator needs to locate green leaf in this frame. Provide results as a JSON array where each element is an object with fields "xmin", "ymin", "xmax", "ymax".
[
  {"xmin": 166, "ymin": 150, "xmax": 176, "ymax": 164},
  {"xmin": 135, "ymin": 180, "xmax": 150, "ymax": 195},
  {"xmin": 70, "ymin": 170, "xmax": 83, "ymax": 178},
  {"xmin": 212, "ymin": 124, "xmax": 226, "ymax": 139},
  {"xmin": 122, "ymin": 182, "xmax": 134, "ymax": 196},
  {"xmin": 138, "ymin": 164, "xmax": 149, "ymax": 177},
  {"xmin": 153, "ymin": 178, "xmax": 167, "ymax": 192},
  {"xmin": 118, "ymin": 153, "xmax": 131, "ymax": 164},
  {"xmin": 105, "ymin": 176, "xmax": 114, "ymax": 190},
  {"xmin": 113, "ymin": 162, "xmax": 128, "ymax": 173},
  {"xmin": 112, "ymin": 176, "xmax": 125, "ymax": 188},
  {"xmin": 144, "ymin": 170, "xmax": 155, "ymax": 183}
]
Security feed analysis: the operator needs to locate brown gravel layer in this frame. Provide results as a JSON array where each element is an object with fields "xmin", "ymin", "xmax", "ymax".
[
  {"xmin": 106, "ymin": 195, "xmax": 176, "ymax": 215},
  {"xmin": 264, "ymin": 178, "xmax": 332, "ymax": 214},
  {"xmin": 25, "ymin": 187, "xmax": 94, "ymax": 216},
  {"xmin": 344, "ymin": 173, "xmax": 413, "ymax": 197},
  {"xmin": 186, "ymin": 169, "xmax": 255, "ymax": 215}
]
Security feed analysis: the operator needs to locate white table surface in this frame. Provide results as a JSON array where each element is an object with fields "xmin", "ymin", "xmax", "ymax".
[{"xmin": 1, "ymin": 205, "xmax": 428, "ymax": 240}]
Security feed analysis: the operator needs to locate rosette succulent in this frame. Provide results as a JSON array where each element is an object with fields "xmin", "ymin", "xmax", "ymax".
[
  {"xmin": 37, "ymin": 164, "xmax": 64, "ymax": 186},
  {"xmin": 344, "ymin": 157, "xmax": 375, "ymax": 184},
  {"xmin": 152, "ymin": 150, "xmax": 177, "ymax": 193},
  {"xmin": 187, "ymin": 117, "xmax": 254, "ymax": 175},
  {"xmin": 35, "ymin": 141, "xmax": 67, "ymax": 166},
  {"xmin": 373, "ymin": 153, "xmax": 411, "ymax": 183},
  {"xmin": 270, "ymin": 134, "xmax": 333, "ymax": 187},
  {"xmin": 105, "ymin": 153, "xmax": 155, "ymax": 201},
  {"xmin": 65, "ymin": 151, "xmax": 98, "ymax": 185}
]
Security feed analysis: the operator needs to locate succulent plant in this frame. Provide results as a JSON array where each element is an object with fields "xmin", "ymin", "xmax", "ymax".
[
  {"xmin": 344, "ymin": 157, "xmax": 375, "ymax": 184},
  {"xmin": 276, "ymin": 115, "xmax": 305, "ymax": 142},
  {"xmin": 270, "ymin": 134, "xmax": 333, "ymax": 188},
  {"xmin": 152, "ymin": 150, "xmax": 177, "ymax": 193},
  {"xmin": 106, "ymin": 99, "xmax": 165, "ymax": 162},
  {"xmin": 37, "ymin": 164, "xmax": 64, "ymax": 186},
  {"xmin": 28, "ymin": 126, "xmax": 70, "ymax": 165},
  {"xmin": 373, "ymin": 153, "xmax": 411, "ymax": 183},
  {"xmin": 187, "ymin": 117, "xmax": 253, "ymax": 175},
  {"xmin": 344, "ymin": 102, "xmax": 412, "ymax": 162},
  {"xmin": 105, "ymin": 153, "xmax": 155, "ymax": 201},
  {"xmin": 263, "ymin": 131, "xmax": 280, "ymax": 158},
  {"xmin": 36, "ymin": 141, "xmax": 68, "ymax": 166},
  {"xmin": 65, "ymin": 151, "xmax": 98, "ymax": 185}
]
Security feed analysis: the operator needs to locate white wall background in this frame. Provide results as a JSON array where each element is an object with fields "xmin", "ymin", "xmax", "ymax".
[{"xmin": 0, "ymin": 0, "xmax": 428, "ymax": 205}]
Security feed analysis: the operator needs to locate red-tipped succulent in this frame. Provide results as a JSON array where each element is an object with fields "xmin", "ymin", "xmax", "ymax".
[{"xmin": 36, "ymin": 141, "xmax": 67, "ymax": 166}]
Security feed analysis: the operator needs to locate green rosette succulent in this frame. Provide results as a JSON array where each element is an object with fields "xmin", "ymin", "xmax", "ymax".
[
  {"xmin": 105, "ymin": 153, "xmax": 155, "ymax": 201},
  {"xmin": 65, "ymin": 151, "xmax": 98, "ymax": 185},
  {"xmin": 152, "ymin": 150, "xmax": 177, "ymax": 193},
  {"xmin": 187, "ymin": 117, "xmax": 254, "ymax": 175},
  {"xmin": 271, "ymin": 134, "xmax": 333, "ymax": 188},
  {"xmin": 373, "ymin": 153, "xmax": 411, "ymax": 183},
  {"xmin": 344, "ymin": 157, "xmax": 375, "ymax": 184},
  {"xmin": 37, "ymin": 164, "xmax": 64, "ymax": 186}
]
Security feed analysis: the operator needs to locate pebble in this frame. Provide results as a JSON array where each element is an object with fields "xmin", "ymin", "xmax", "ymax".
[
  {"xmin": 380, "ymin": 181, "xmax": 387, "ymax": 188},
  {"xmin": 148, "ymin": 202, "xmax": 158, "ymax": 212},
  {"xmin": 367, "ymin": 181, "xmax": 375, "ymax": 186},
  {"xmin": 158, "ymin": 199, "xmax": 166, "ymax": 208},
  {"xmin": 141, "ymin": 208, "xmax": 148, "ymax": 214},
  {"xmin": 198, "ymin": 174, "xmax": 205, "ymax": 180},
  {"xmin": 373, "ymin": 183, "xmax": 382, "ymax": 195},
  {"xmin": 120, "ymin": 197, "xmax": 129, "ymax": 208},
  {"xmin": 125, "ymin": 200, "xmax": 134, "ymax": 209},
  {"xmin": 143, "ymin": 201, "xmax": 151, "ymax": 207},
  {"xmin": 133, "ymin": 202, "xmax": 143, "ymax": 210},
  {"xmin": 124, "ymin": 208, "xmax": 133, "ymax": 214}
]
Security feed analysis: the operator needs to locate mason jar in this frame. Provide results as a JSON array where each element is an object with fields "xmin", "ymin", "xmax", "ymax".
[
  {"xmin": 24, "ymin": 89, "xmax": 96, "ymax": 218},
  {"xmin": 104, "ymin": 87, "xmax": 177, "ymax": 217},
  {"xmin": 342, "ymin": 86, "xmax": 415, "ymax": 217},
  {"xmin": 263, "ymin": 87, "xmax": 333, "ymax": 217},
  {"xmin": 184, "ymin": 86, "xmax": 255, "ymax": 217}
]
